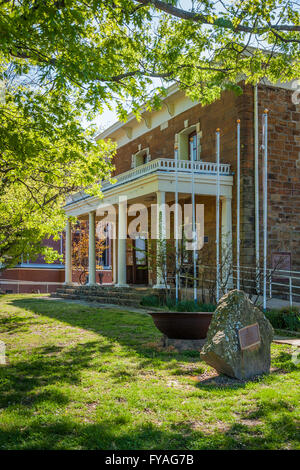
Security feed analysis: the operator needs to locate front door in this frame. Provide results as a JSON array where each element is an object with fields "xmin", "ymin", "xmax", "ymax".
[
  {"xmin": 133, "ymin": 237, "xmax": 148, "ymax": 284},
  {"xmin": 126, "ymin": 237, "xmax": 148, "ymax": 285}
]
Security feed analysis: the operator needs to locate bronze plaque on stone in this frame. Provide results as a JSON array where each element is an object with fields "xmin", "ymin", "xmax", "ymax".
[{"xmin": 238, "ymin": 323, "xmax": 261, "ymax": 351}]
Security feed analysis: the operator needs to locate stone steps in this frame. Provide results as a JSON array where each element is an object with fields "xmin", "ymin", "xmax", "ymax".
[
  {"xmin": 56, "ymin": 289, "xmax": 143, "ymax": 300},
  {"xmin": 52, "ymin": 284, "xmax": 163, "ymax": 308}
]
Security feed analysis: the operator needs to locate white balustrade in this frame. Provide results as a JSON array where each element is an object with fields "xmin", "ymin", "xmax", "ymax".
[
  {"xmin": 66, "ymin": 158, "xmax": 232, "ymax": 205},
  {"xmin": 101, "ymin": 158, "xmax": 231, "ymax": 192}
]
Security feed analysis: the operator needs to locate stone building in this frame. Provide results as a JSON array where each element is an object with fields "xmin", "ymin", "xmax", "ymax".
[
  {"xmin": 63, "ymin": 81, "xmax": 300, "ymax": 290},
  {"xmin": 2, "ymin": 80, "xmax": 299, "ymax": 295}
]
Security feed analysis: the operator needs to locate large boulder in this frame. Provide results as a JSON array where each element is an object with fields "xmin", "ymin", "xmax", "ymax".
[{"xmin": 200, "ymin": 290, "xmax": 274, "ymax": 380}]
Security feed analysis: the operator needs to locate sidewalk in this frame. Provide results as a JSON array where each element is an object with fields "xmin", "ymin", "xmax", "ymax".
[
  {"xmin": 273, "ymin": 336, "xmax": 300, "ymax": 347},
  {"xmin": 256, "ymin": 296, "xmax": 300, "ymax": 309}
]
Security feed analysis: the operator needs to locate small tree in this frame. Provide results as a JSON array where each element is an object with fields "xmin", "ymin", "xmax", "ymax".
[
  {"xmin": 69, "ymin": 222, "xmax": 106, "ymax": 285},
  {"xmin": 136, "ymin": 234, "xmax": 287, "ymax": 306},
  {"xmin": 144, "ymin": 238, "xmax": 176, "ymax": 292},
  {"xmin": 137, "ymin": 234, "xmax": 197, "ymax": 299}
]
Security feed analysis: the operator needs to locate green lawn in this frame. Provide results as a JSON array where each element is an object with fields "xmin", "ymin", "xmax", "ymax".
[{"xmin": 0, "ymin": 294, "xmax": 299, "ymax": 450}]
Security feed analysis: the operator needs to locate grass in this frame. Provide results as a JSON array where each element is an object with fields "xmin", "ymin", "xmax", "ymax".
[{"xmin": 0, "ymin": 294, "xmax": 299, "ymax": 450}]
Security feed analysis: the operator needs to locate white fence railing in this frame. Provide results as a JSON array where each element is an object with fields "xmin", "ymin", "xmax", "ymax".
[
  {"xmin": 169, "ymin": 266, "xmax": 300, "ymax": 308},
  {"xmin": 231, "ymin": 267, "xmax": 300, "ymax": 308},
  {"xmin": 0, "ymin": 279, "xmax": 65, "ymax": 294},
  {"xmin": 101, "ymin": 158, "xmax": 232, "ymax": 191},
  {"xmin": 2, "ymin": 266, "xmax": 300, "ymax": 308}
]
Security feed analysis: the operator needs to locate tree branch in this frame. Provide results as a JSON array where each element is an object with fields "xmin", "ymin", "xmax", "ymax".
[
  {"xmin": 109, "ymin": 64, "xmax": 234, "ymax": 82},
  {"xmin": 135, "ymin": 0, "xmax": 300, "ymax": 33}
]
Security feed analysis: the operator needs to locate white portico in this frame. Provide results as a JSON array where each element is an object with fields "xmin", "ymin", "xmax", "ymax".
[{"xmin": 64, "ymin": 158, "xmax": 233, "ymax": 287}]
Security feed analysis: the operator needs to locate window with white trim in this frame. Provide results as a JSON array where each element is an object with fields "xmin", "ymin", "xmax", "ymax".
[
  {"xmin": 97, "ymin": 223, "xmax": 111, "ymax": 269},
  {"xmin": 176, "ymin": 123, "xmax": 201, "ymax": 161},
  {"xmin": 131, "ymin": 147, "xmax": 151, "ymax": 168}
]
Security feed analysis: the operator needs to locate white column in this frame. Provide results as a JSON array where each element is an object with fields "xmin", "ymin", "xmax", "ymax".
[
  {"xmin": 116, "ymin": 197, "xmax": 128, "ymax": 287},
  {"xmin": 88, "ymin": 211, "xmax": 96, "ymax": 285},
  {"xmin": 154, "ymin": 190, "xmax": 167, "ymax": 289},
  {"xmin": 221, "ymin": 196, "xmax": 233, "ymax": 290},
  {"xmin": 112, "ymin": 223, "xmax": 117, "ymax": 284},
  {"xmin": 64, "ymin": 218, "xmax": 73, "ymax": 284}
]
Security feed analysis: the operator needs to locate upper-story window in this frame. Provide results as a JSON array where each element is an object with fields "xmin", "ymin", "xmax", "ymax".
[
  {"xmin": 131, "ymin": 147, "xmax": 151, "ymax": 168},
  {"xmin": 98, "ymin": 223, "xmax": 111, "ymax": 269},
  {"xmin": 188, "ymin": 131, "xmax": 197, "ymax": 161},
  {"xmin": 176, "ymin": 123, "xmax": 201, "ymax": 161}
]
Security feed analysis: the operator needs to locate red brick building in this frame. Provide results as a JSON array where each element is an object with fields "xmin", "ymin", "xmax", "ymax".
[{"xmin": 0, "ymin": 236, "xmax": 65, "ymax": 293}]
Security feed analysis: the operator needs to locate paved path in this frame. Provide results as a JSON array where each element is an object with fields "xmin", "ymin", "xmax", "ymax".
[
  {"xmin": 273, "ymin": 336, "xmax": 300, "ymax": 347},
  {"xmin": 256, "ymin": 296, "xmax": 300, "ymax": 309}
]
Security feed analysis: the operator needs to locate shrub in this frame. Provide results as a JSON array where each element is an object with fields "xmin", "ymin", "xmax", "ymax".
[
  {"xmin": 285, "ymin": 314, "xmax": 300, "ymax": 332},
  {"xmin": 198, "ymin": 303, "xmax": 216, "ymax": 312},
  {"xmin": 265, "ymin": 308, "xmax": 300, "ymax": 332},
  {"xmin": 165, "ymin": 297, "xmax": 176, "ymax": 310},
  {"xmin": 140, "ymin": 295, "xmax": 161, "ymax": 308},
  {"xmin": 174, "ymin": 300, "xmax": 216, "ymax": 312},
  {"xmin": 175, "ymin": 300, "xmax": 196, "ymax": 312},
  {"xmin": 140, "ymin": 295, "xmax": 216, "ymax": 313},
  {"xmin": 280, "ymin": 306, "xmax": 299, "ymax": 315}
]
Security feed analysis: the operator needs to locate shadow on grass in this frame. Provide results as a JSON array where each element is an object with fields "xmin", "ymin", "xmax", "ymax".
[
  {"xmin": 0, "ymin": 419, "xmax": 237, "ymax": 450},
  {"xmin": 10, "ymin": 298, "xmax": 200, "ymax": 366},
  {"xmin": 9, "ymin": 297, "xmax": 296, "ymax": 387},
  {"xmin": 195, "ymin": 375, "xmax": 246, "ymax": 389},
  {"xmin": 0, "ymin": 407, "xmax": 299, "ymax": 450},
  {"xmin": 193, "ymin": 364, "xmax": 297, "ymax": 390},
  {"xmin": 0, "ymin": 314, "xmax": 41, "ymax": 334},
  {"xmin": 0, "ymin": 340, "xmax": 113, "ymax": 408}
]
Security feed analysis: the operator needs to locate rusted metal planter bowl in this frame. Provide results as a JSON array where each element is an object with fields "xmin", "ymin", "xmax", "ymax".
[{"xmin": 148, "ymin": 312, "xmax": 214, "ymax": 339}]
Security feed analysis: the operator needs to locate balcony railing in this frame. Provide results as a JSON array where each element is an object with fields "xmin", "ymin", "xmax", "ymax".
[
  {"xmin": 101, "ymin": 158, "xmax": 231, "ymax": 192},
  {"xmin": 66, "ymin": 158, "xmax": 232, "ymax": 205}
]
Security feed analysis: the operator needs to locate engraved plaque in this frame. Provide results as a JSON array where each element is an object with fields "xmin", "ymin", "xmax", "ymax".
[{"xmin": 238, "ymin": 323, "xmax": 261, "ymax": 351}]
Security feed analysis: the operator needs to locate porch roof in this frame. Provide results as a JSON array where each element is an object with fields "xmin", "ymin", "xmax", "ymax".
[{"xmin": 64, "ymin": 158, "xmax": 233, "ymax": 217}]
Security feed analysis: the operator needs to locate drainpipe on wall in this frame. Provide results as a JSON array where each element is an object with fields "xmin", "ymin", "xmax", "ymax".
[
  {"xmin": 216, "ymin": 129, "xmax": 221, "ymax": 302},
  {"xmin": 254, "ymin": 85, "xmax": 260, "ymax": 291}
]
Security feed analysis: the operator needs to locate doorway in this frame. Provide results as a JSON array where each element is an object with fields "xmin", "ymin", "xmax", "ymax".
[{"xmin": 126, "ymin": 237, "xmax": 148, "ymax": 285}]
